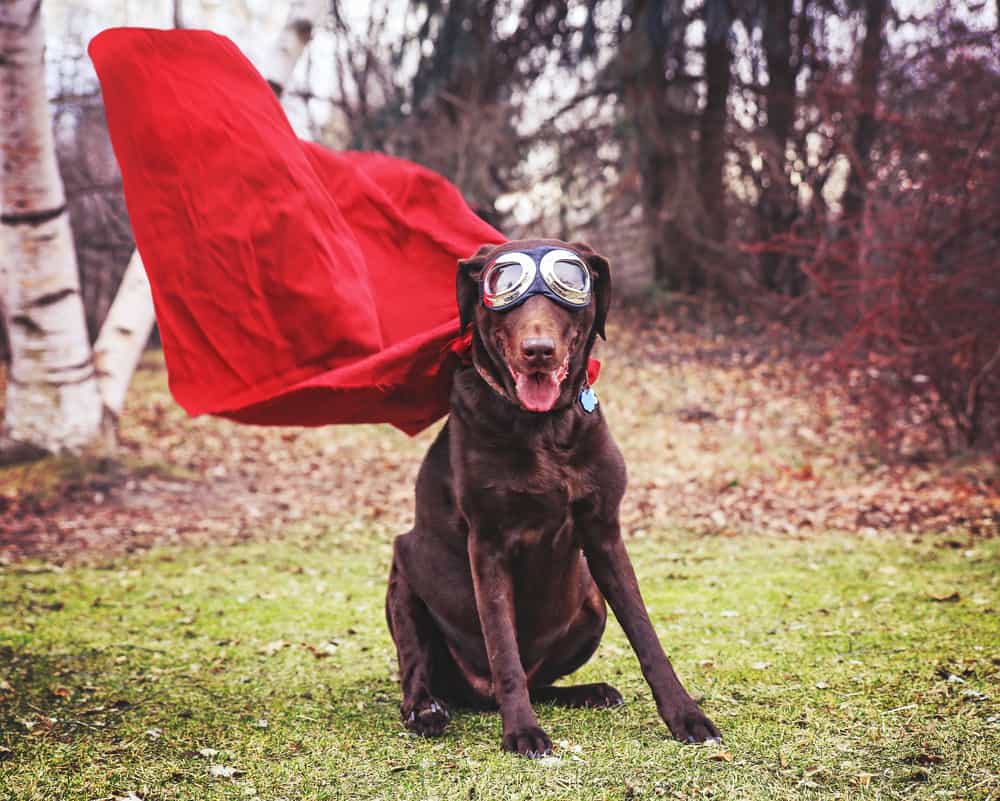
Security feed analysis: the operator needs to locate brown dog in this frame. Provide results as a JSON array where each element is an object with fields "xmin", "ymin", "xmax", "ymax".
[{"xmin": 386, "ymin": 239, "xmax": 720, "ymax": 756}]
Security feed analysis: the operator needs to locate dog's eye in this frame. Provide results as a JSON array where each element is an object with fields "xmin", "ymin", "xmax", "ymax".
[
  {"xmin": 552, "ymin": 260, "xmax": 588, "ymax": 291},
  {"xmin": 486, "ymin": 263, "xmax": 523, "ymax": 296}
]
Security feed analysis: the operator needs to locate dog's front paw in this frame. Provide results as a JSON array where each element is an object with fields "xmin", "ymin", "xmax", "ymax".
[
  {"xmin": 502, "ymin": 725, "xmax": 553, "ymax": 758},
  {"xmin": 402, "ymin": 695, "xmax": 450, "ymax": 737},
  {"xmin": 665, "ymin": 703, "xmax": 721, "ymax": 744}
]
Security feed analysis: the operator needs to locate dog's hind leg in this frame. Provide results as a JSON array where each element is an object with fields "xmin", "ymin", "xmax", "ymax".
[
  {"xmin": 530, "ymin": 683, "xmax": 624, "ymax": 708},
  {"xmin": 527, "ymin": 589, "xmax": 622, "ymax": 709},
  {"xmin": 386, "ymin": 552, "xmax": 451, "ymax": 737}
]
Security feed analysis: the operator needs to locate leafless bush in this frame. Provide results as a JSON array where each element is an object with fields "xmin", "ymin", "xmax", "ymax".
[{"xmin": 759, "ymin": 49, "xmax": 1000, "ymax": 457}]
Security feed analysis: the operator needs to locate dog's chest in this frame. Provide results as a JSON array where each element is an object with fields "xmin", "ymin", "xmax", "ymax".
[
  {"xmin": 486, "ymin": 452, "xmax": 595, "ymax": 553},
  {"xmin": 500, "ymin": 443, "xmax": 593, "ymax": 503},
  {"xmin": 454, "ymin": 414, "xmax": 602, "ymax": 540}
]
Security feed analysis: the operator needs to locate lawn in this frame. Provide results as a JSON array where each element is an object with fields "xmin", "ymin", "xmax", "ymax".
[
  {"xmin": 1, "ymin": 525, "xmax": 997, "ymax": 800},
  {"xmin": 1, "ymin": 315, "xmax": 998, "ymax": 800}
]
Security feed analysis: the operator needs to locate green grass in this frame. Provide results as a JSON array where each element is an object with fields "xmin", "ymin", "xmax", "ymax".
[{"xmin": 1, "ymin": 525, "xmax": 997, "ymax": 801}]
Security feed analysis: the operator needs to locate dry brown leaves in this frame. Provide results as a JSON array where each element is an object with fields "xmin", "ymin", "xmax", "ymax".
[
  {"xmin": 605, "ymin": 315, "xmax": 998, "ymax": 541},
  {"xmin": 0, "ymin": 312, "xmax": 996, "ymax": 563}
]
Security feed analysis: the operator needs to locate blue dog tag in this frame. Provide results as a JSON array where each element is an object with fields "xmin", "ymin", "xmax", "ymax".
[{"xmin": 579, "ymin": 386, "xmax": 599, "ymax": 413}]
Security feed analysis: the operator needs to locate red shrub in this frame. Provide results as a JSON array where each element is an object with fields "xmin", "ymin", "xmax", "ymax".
[{"xmin": 764, "ymin": 52, "xmax": 1000, "ymax": 457}]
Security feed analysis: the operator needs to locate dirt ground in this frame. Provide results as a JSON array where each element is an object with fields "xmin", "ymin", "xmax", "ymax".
[{"xmin": 1, "ymin": 312, "xmax": 997, "ymax": 564}]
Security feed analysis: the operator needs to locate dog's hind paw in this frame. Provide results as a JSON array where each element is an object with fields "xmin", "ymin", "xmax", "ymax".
[
  {"xmin": 502, "ymin": 725, "xmax": 553, "ymax": 758},
  {"xmin": 402, "ymin": 696, "xmax": 450, "ymax": 737},
  {"xmin": 532, "ymin": 682, "xmax": 624, "ymax": 709}
]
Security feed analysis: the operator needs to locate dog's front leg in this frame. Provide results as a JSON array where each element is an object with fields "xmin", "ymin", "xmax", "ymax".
[
  {"xmin": 468, "ymin": 531, "xmax": 552, "ymax": 757},
  {"xmin": 580, "ymin": 519, "xmax": 722, "ymax": 744}
]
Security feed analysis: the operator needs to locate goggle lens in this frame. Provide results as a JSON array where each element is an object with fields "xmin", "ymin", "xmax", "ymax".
[
  {"xmin": 486, "ymin": 262, "xmax": 524, "ymax": 296},
  {"xmin": 551, "ymin": 259, "xmax": 588, "ymax": 292}
]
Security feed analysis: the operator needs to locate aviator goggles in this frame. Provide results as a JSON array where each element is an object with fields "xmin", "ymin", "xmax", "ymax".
[{"xmin": 481, "ymin": 247, "xmax": 592, "ymax": 312}]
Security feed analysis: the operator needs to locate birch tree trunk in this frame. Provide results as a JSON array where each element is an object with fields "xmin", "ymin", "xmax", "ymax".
[
  {"xmin": 92, "ymin": 250, "xmax": 153, "ymax": 419},
  {"xmin": 0, "ymin": 0, "xmax": 108, "ymax": 463},
  {"xmin": 261, "ymin": 0, "xmax": 328, "ymax": 96}
]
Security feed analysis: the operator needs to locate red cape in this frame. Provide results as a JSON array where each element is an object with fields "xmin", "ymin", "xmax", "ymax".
[{"xmin": 89, "ymin": 28, "xmax": 504, "ymax": 434}]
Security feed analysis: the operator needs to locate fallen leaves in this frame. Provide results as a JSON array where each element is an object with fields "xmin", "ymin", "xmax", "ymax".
[
  {"xmin": 904, "ymin": 752, "xmax": 944, "ymax": 766},
  {"xmin": 258, "ymin": 640, "xmax": 289, "ymax": 657},
  {"xmin": 208, "ymin": 764, "xmax": 244, "ymax": 779},
  {"xmin": 1, "ymin": 316, "xmax": 997, "ymax": 566},
  {"xmin": 302, "ymin": 640, "xmax": 339, "ymax": 659},
  {"xmin": 20, "ymin": 713, "xmax": 57, "ymax": 736},
  {"xmin": 259, "ymin": 639, "xmax": 341, "ymax": 660}
]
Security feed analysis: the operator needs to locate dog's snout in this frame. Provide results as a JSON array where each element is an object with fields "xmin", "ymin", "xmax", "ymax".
[{"xmin": 521, "ymin": 336, "xmax": 556, "ymax": 363}]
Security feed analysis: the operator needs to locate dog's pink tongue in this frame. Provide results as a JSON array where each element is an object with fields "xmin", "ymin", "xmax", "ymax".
[{"xmin": 515, "ymin": 371, "xmax": 561, "ymax": 412}]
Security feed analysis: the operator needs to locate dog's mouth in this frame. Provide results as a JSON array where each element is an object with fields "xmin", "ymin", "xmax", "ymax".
[{"xmin": 508, "ymin": 355, "xmax": 570, "ymax": 413}]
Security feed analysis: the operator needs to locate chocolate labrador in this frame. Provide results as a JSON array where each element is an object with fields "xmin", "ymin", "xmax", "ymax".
[{"xmin": 386, "ymin": 239, "xmax": 720, "ymax": 756}]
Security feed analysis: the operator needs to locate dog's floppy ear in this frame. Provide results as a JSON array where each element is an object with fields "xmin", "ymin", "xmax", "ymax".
[
  {"xmin": 457, "ymin": 243, "xmax": 496, "ymax": 331},
  {"xmin": 570, "ymin": 241, "xmax": 612, "ymax": 340}
]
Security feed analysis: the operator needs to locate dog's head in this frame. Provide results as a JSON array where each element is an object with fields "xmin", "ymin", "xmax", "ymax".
[{"xmin": 457, "ymin": 238, "xmax": 611, "ymax": 413}]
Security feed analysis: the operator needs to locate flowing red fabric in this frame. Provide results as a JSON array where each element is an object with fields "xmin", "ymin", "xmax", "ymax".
[{"xmin": 88, "ymin": 28, "xmax": 504, "ymax": 434}]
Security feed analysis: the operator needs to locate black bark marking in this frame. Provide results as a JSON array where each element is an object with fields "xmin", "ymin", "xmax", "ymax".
[
  {"xmin": 57, "ymin": 368, "xmax": 97, "ymax": 386},
  {"xmin": 0, "ymin": 437, "xmax": 49, "ymax": 466},
  {"xmin": 6, "ymin": 368, "xmax": 97, "ymax": 387},
  {"xmin": 10, "ymin": 314, "xmax": 43, "ymax": 335},
  {"xmin": 36, "ymin": 368, "xmax": 98, "ymax": 387},
  {"xmin": 29, "ymin": 288, "xmax": 76, "ymax": 308},
  {"xmin": 291, "ymin": 19, "xmax": 314, "ymax": 42},
  {"xmin": 1, "ymin": 205, "xmax": 67, "ymax": 226},
  {"xmin": 51, "ymin": 359, "xmax": 93, "ymax": 374}
]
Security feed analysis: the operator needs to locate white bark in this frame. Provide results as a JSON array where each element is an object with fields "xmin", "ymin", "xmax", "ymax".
[
  {"xmin": 261, "ymin": 0, "xmax": 327, "ymax": 95},
  {"xmin": 93, "ymin": 250, "xmax": 154, "ymax": 418},
  {"xmin": 0, "ymin": 0, "xmax": 106, "ymax": 460}
]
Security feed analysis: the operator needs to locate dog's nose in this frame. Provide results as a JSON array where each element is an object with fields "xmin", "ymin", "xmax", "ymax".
[{"xmin": 521, "ymin": 336, "xmax": 556, "ymax": 363}]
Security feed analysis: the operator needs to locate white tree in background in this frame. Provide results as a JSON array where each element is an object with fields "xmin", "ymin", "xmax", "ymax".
[
  {"xmin": 262, "ymin": 0, "xmax": 328, "ymax": 97},
  {"xmin": 0, "ymin": 0, "xmax": 108, "ymax": 462},
  {"xmin": 0, "ymin": 0, "xmax": 329, "ymax": 462},
  {"xmin": 91, "ymin": 249, "xmax": 154, "ymax": 419}
]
